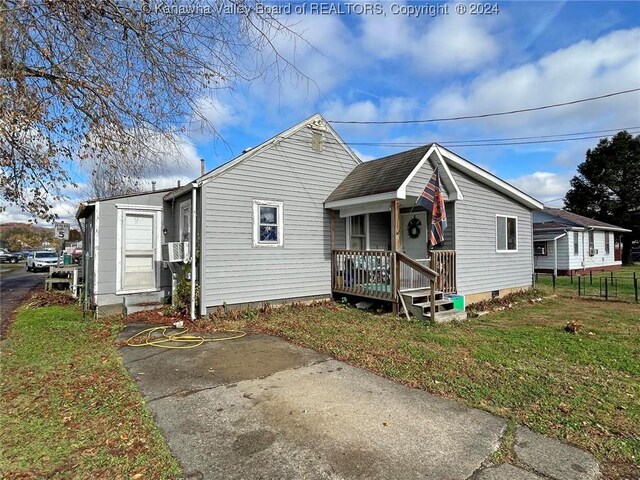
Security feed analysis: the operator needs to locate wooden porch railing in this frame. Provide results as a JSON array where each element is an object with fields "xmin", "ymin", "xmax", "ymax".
[
  {"xmin": 399, "ymin": 258, "xmax": 431, "ymax": 290},
  {"xmin": 332, "ymin": 249, "xmax": 393, "ymax": 300},
  {"xmin": 430, "ymin": 250, "xmax": 456, "ymax": 293},
  {"xmin": 331, "ymin": 249, "xmax": 452, "ymax": 319}
]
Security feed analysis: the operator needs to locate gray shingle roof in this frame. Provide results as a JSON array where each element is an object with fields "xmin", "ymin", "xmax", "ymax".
[
  {"xmin": 326, "ymin": 145, "xmax": 432, "ymax": 203},
  {"xmin": 541, "ymin": 208, "xmax": 627, "ymax": 230}
]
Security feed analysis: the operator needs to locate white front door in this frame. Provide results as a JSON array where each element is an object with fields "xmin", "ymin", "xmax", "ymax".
[
  {"xmin": 401, "ymin": 212, "xmax": 428, "ymax": 259},
  {"xmin": 122, "ymin": 213, "xmax": 156, "ymax": 291}
]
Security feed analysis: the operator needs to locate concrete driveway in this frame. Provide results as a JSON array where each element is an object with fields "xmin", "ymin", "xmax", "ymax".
[{"xmin": 118, "ymin": 326, "xmax": 601, "ymax": 480}]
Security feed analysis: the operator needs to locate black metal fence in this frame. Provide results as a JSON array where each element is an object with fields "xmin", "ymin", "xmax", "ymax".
[{"xmin": 533, "ymin": 271, "xmax": 639, "ymax": 303}]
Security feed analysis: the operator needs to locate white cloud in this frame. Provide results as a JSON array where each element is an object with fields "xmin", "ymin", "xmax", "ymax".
[
  {"xmin": 191, "ymin": 96, "xmax": 241, "ymax": 134},
  {"xmin": 247, "ymin": 13, "xmax": 357, "ymax": 111},
  {"xmin": 359, "ymin": 3, "xmax": 501, "ymax": 74},
  {"xmin": 428, "ymin": 28, "xmax": 640, "ymax": 134},
  {"xmin": 0, "ymin": 196, "xmax": 79, "ymax": 226},
  {"xmin": 508, "ymin": 171, "xmax": 573, "ymax": 203}
]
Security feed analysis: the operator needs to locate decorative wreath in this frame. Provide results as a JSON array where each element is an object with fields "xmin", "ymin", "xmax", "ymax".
[{"xmin": 407, "ymin": 217, "xmax": 422, "ymax": 239}]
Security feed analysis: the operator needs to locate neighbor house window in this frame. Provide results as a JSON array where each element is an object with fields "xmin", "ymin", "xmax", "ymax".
[
  {"xmin": 534, "ymin": 241, "xmax": 547, "ymax": 256},
  {"xmin": 496, "ymin": 215, "xmax": 518, "ymax": 252},
  {"xmin": 253, "ymin": 200, "xmax": 284, "ymax": 247},
  {"xmin": 605, "ymin": 232, "xmax": 610, "ymax": 254},
  {"xmin": 348, "ymin": 214, "xmax": 368, "ymax": 250},
  {"xmin": 588, "ymin": 230, "xmax": 595, "ymax": 255},
  {"xmin": 573, "ymin": 232, "xmax": 579, "ymax": 256}
]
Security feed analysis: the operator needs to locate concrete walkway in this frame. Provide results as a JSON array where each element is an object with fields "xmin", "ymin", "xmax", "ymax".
[{"xmin": 118, "ymin": 326, "xmax": 601, "ymax": 480}]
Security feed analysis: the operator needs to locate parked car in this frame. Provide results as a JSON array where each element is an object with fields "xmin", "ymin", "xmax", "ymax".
[
  {"xmin": 0, "ymin": 248, "xmax": 20, "ymax": 264},
  {"xmin": 25, "ymin": 251, "xmax": 59, "ymax": 272}
]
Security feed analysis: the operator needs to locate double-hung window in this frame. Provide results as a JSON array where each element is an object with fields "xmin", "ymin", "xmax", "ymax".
[
  {"xmin": 605, "ymin": 232, "xmax": 610, "ymax": 254},
  {"xmin": 253, "ymin": 200, "xmax": 284, "ymax": 247},
  {"xmin": 573, "ymin": 232, "xmax": 579, "ymax": 256},
  {"xmin": 496, "ymin": 215, "xmax": 518, "ymax": 252},
  {"xmin": 348, "ymin": 214, "xmax": 368, "ymax": 250}
]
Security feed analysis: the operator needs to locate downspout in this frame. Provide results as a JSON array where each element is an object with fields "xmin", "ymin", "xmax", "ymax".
[{"xmin": 191, "ymin": 184, "xmax": 197, "ymax": 321}]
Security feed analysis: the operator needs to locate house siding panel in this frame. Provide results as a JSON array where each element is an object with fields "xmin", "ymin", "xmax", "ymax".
[
  {"xmin": 201, "ymin": 127, "xmax": 359, "ymax": 308},
  {"xmin": 405, "ymin": 155, "xmax": 450, "ymax": 199},
  {"xmin": 369, "ymin": 212, "xmax": 390, "ymax": 250},
  {"xmin": 451, "ymin": 167, "xmax": 534, "ymax": 295},
  {"xmin": 583, "ymin": 230, "xmax": 618, "ymax": 269}
]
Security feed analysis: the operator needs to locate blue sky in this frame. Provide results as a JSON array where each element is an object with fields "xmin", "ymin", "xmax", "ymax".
[{"xmin": 3, "ymin": 0, "xmax": 639, "ymax": 224}]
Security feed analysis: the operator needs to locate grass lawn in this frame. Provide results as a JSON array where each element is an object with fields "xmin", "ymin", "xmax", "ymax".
[
  {"xmin": 214, "ymin": 295, "xmax": 640, "ymax": 476},
  {"xmin": 0, "ymin": 304, "xmax": 180, "ymax": 479}
]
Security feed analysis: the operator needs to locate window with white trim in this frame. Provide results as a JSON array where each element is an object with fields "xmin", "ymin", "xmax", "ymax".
[
  {"xmin": 496, "ymin": 215, "xmax": 518, "ymax": 252},
  {"xmin": 605, "ymin": 232, "xmax": 610, "ymax": 254},
  {"xmin": 573, "ymin": 232, "xmax": 579, "ymax": 256},
  {"xmin": 253, "ymin": 200, "xmax": 283, "ymax": 247},
  {"xmin": 348, "ymin": 215, "xmax": 368, "ymax": 250},
  {"xmin": 588, "ymin": 231, "xmax": 595, "ymax": 255}
]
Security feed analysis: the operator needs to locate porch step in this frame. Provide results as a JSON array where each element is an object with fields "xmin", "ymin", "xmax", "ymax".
[
  {"xmin": 125, "ymin": 302, "xmax": 163, "ymax": 315},
  {"xmin": 400, "ymin": 288, "xmax": 466, "ymax": 323},
  {"xmin": 414, "ymin": 299, "xmax": 455, "ymax": 312},
  {"xmin": 123, "ymin": 292, "xmax": 166, "ymax": 315},
  {"xmin": 400, "ymin": 288, "xmax": 444, "ymax": 304},
  {"xmin": 424, "ymin": 309, "xmax": 468, "ymax": 323},
  {"xmin": 123, "ymin": 292, "xmax": 166, "ymax": 306}
]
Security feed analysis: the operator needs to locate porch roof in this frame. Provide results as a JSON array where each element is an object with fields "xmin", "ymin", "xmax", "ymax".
[{"xmin": 325, "ymin": 145, "xmax": 433, "ymax": 203}]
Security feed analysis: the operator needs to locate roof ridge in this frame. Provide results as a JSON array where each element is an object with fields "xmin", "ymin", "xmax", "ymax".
[{"xmin": 361, "ymin": 144, "xmax": 432, "ymax": 165}]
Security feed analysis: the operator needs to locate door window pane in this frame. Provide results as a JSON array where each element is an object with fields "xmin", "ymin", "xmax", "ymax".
[{"xmin": 350, "ymin": 215, "xmax": 366, "ymax": 250}]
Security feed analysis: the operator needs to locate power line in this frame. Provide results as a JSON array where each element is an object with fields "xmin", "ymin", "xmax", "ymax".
[
  {"xmin": 279, "ymin": 127, "xmax": 638, "ymax": 149},
  {"xmin": 328, "ymin": 88, "xmax": 640, "ymax": 125},
  {"xmin": 437, "ymin": 131, "xmax": 640, "ymax": 148},
  {"xmin": 339, "ymin": 127, "xmax": 639, "ymax": 148}
]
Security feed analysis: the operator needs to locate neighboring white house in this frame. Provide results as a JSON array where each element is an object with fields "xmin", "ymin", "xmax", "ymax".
[
  {"xmin": 533, "ymin": 208, "xmax": 631, "ymax": 275},
  {"xmin": 77, "ymin": 114, "xmax": 545, "ymax": 318}
]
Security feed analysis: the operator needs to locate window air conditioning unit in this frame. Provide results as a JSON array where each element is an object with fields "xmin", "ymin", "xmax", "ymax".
[{"xmin": 164, "ymin": 242, "xmax": 191, "ymax": 263}]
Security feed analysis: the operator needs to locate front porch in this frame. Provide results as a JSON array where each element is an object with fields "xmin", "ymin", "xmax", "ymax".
[{"xmin": 329, "ymin": 198, "xmax": 459, "ymax": 321}]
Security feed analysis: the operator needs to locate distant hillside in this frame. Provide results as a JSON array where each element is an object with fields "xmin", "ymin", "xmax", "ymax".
[{"xmin": 0, "ymin": 222, "xmax": 53, "ymax": 234}]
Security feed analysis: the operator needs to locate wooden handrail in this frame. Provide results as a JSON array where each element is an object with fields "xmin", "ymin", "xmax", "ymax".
[{"xmin": 397, "ymin": 251, "xmax": 439, "ymax": 280}]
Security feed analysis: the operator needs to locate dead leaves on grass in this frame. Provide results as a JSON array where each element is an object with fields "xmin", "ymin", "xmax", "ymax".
[{"xmin": 23, "ymin": 291, "xmax": 78, "ymax": 308}]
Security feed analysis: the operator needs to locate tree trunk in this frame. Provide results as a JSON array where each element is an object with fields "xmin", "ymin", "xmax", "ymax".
[{"xmin": 621, "ymin": 235, "xmax": 633, "ymax": 265}]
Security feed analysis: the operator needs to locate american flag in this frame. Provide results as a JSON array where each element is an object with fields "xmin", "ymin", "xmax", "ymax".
[{"xmin": 417, "ymin": 168, "xmax": 447, "ymax": 246}]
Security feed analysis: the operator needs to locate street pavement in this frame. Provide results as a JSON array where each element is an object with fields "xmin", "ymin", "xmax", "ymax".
[
  {"xmin": 0, "ymin": 264, "xmax": 47, "ymax": 338},
  {"xmin": 118, "ymin": 327, "xmax": 601, "ymax": 480}
]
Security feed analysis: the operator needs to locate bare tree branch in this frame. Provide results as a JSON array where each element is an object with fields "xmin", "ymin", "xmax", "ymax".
[{"xmin": 1, "ymin": 0, "xmax": 306, "ymax": 218}]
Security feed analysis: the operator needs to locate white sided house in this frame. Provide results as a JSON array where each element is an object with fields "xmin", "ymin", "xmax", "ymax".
[
  {"xmin": 533, "ymin": 208, "xmax": 631, "ymax": 275},
  {"xmin": 77, "ymin": 114, "xmax": 543, "ymax": 320}
]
